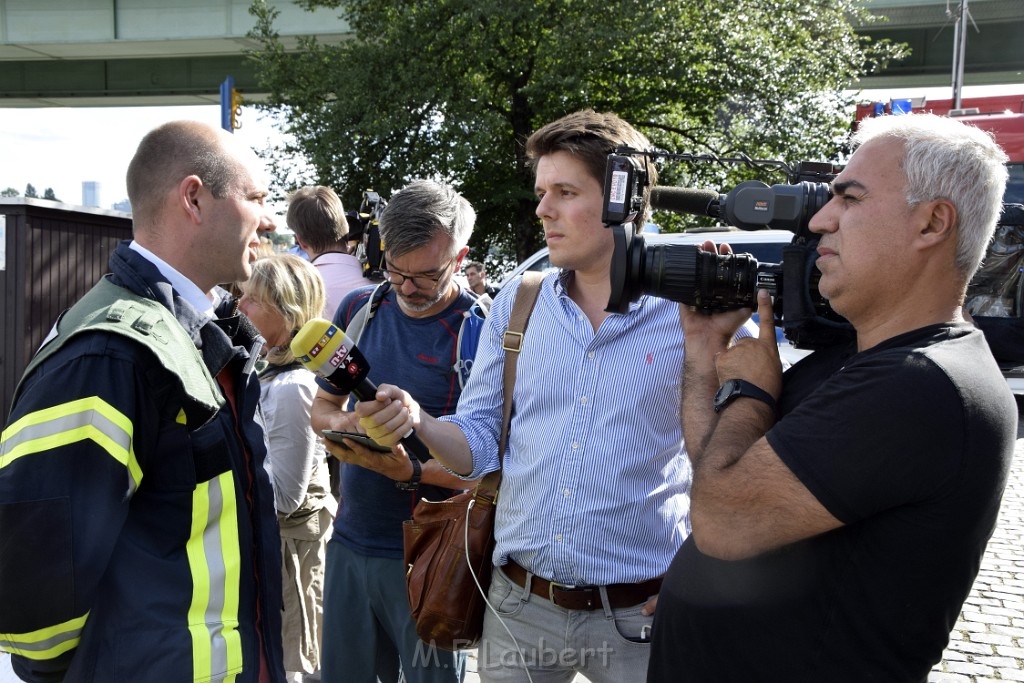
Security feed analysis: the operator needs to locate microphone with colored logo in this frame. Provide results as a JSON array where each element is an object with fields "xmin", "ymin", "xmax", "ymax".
[{"xmin": 291, "ymin": 318, "xmax": 432, "ymax": 463}]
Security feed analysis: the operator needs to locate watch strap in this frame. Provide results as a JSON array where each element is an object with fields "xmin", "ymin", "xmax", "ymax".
[
  {"xmin": 715, "ymin": 378, "xmax": 777, "ymax": 415},
  {"xmin": 395, "ymin": 455, "xmax": 422, "ymax": 490}
]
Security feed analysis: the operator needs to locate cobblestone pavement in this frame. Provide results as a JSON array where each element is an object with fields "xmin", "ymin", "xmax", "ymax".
[{"xmin": 926, "ymin": 410, "xmax": 1024, "ymax": 683}]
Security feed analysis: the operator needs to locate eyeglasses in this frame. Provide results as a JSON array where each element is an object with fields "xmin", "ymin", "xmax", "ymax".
[{"xmin": 383, "ymin": 254, "xmax": 457, "ymax": 289}]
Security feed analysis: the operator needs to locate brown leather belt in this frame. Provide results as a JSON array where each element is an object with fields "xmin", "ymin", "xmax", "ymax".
[{"xmin": 502, "ymin": 560, "xmax": 661, "ymax": 611}]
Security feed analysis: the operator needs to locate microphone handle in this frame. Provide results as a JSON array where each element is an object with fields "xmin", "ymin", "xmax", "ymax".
[
  {"xmin": 351, "ymin": 378, "xmax": 433, "ymax": 464},
  {"xmin": 398, "ymin": 433, "xmax": 433, "ymax": 464}
]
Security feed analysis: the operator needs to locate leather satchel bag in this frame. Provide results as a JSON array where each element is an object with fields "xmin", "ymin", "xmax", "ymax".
[{"xmin": 402, "ymin": 272, "xmax": 543, "ymax": 650}]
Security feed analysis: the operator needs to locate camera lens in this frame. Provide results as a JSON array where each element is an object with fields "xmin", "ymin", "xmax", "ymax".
[
  {"xmin": 605, "ymin": 225, "xmax": 779, "ymax": 314},
  {"xmin": 645, "ymin": 243, "xmax": 698, "ymax": 304},
  {"xmin": 647, "ymin": 245, "xmax": 761, "ymax": 312}
]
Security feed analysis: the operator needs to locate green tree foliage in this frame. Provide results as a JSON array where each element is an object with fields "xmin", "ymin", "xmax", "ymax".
[
  {"xmin": 269, "ymin": 230, "xmax": 293, "ymax": 247},
  {"xmin": 248, "ymin": 0, "xmax": 905, "ymax": 266},
  {"xmin": 0, "ymin": 188, "xmax": 18, "ymax": 197},
  {"xmin": 43, "ymin": 188, "xmax": 58, "ymax": 201},
  {"xmin": 24, "ymin": 184, "xmax": 38, "ymax": 199}
]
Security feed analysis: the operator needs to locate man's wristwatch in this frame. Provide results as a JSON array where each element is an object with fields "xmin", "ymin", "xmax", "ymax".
[
  {"xmin": 394, "ymin": 456, "xmax": 422, "ymax": 491},
  {"xmin": 713, "ymin": 378, "xmax": 777, "ymax": 415}
]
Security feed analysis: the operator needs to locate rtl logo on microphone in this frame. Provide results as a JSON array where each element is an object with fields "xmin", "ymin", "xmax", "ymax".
[
  {"xmin": 299, "ymin": 329, "xmax": 335, "ymax": 363},
  {"xmin": 326, "ymin": 343, "xmax": 353, "ymax": 372}
]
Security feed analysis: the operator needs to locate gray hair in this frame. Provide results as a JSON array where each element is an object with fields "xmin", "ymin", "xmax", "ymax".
[
  {"xmin": 378, "ymin": 180, "xmax": 475, "ymax": 258},
  {"xmin": 851, "ymin": 113, "xmax": 1008, "ymax": 279}
]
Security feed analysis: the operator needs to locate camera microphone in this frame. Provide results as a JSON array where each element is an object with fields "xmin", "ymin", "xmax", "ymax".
[
  {"xmin": 291, "ymin": 318, "xmax": 432, "ymax": 463},
  {"xmin": 649, "ymin": 186, "xmax": 721, "ymax": 218}
]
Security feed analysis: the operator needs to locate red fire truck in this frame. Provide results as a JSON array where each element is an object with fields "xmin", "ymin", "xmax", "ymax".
[
  {"xmin": 856, "ymin": 93, "xmax": 1024, "ymax": 395},
  {"xmin": 856, "ymin": 93, "xmax": 1024, "ymax": 204}
]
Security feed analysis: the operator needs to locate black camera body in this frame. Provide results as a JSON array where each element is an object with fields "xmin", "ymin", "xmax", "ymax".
[
  {"xmin": 346, "ymin": 189, "xmax": 387, "ymax": 281},
  {"xmin": 603, "ymin": 149, "xmax": 854, "ymax": 350}
]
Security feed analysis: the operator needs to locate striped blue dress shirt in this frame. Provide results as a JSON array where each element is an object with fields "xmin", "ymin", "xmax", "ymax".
[{"xmin": 441, "ymin": 271, "xmax": 692, "ymax": 586}]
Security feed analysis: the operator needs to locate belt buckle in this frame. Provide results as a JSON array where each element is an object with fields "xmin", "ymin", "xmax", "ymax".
[
  {"xmin": 548, "ymin": 581, "xmax": 601, "ymax": 609},
  {"xmin": 548, "ymin": 581, "xmax": 576, "ymax": 603}
]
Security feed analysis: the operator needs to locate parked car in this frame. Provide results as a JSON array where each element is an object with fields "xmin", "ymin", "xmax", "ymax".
[
  {"xmin": 497, "ymin": 228, "xmax": 813, "ymax": 366},
  {"xmin": 966, "ymin": 204, "xmax": 1024, "ymax": 397}
]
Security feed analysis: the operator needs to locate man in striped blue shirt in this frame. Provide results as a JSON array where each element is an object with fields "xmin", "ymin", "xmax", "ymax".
[{"xmin": 356, "ymin": 110, "xmax": 691, "ymax": 682}]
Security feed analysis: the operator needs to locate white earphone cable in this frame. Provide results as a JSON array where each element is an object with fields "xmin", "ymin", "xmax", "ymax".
[{"xmin": 465, "ymin": 497, "xmax": 535, "ymax": 683}]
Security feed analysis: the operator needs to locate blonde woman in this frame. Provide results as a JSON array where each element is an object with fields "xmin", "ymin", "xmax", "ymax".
[{"xmin": 239, "ymin": 254, "xmax": 337, "ymax": 682}]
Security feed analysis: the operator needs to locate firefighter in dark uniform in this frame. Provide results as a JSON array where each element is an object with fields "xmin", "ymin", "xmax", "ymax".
[{"xmin": 0, "ymin": 121, "xmax": 285, "ymax": 682}]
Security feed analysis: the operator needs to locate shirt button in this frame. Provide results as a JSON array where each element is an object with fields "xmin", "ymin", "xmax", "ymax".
[
  {"xmin": 563, "ymin": 488, "xmax": 571, "ymax": 497},
  {"xmin": 571, "ymin": 442, "xmax": 579, "ymax": 450},
  {"xmin": 555, "ymin": 533, "xmax": 563, "ymax": 542},
  {"xmin": 580, "ymin": 396, "xmax": 588, "ymax": 405},
  {"xmin": 588, "ymin": 351, "xmax": 595, "ymax": 359}
]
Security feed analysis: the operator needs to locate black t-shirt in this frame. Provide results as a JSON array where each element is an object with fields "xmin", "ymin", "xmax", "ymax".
[
  {"xmin": 975, "ymin": 314, "xmax": 1024, "ymax": 363},
  {"xmin": 649, "ymin": 323, "xmax": 1016, "ymax": 683}
]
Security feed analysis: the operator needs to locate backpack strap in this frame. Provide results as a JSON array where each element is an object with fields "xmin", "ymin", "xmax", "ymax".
[
  {"xmin": 344, "ymin": 281, "xmax": 391, "ymax": 346},
  {"xmin": 347, "ymin": 282, "xmax": 491, "ymax": 390},
  {"xmin": 472, "ymin": 292, "xmax": 492, "ymax": 316},
  {"xmin": 453, "ymin": 291, "xmax": 492, "ymax": 389},
  {"xmin": 476, "ymin": 271, "xmax": 544, "ymax": 498}
]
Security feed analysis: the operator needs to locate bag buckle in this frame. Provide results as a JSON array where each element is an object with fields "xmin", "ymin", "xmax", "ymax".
[{"xmin": 502, "ymin": 330, "xmax": 524, "ymax": 353}]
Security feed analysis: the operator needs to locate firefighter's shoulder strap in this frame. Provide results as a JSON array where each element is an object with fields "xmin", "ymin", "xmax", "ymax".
[{"xmin": 15, "ymin": 277, "xmax": 224, "ymax": 421}]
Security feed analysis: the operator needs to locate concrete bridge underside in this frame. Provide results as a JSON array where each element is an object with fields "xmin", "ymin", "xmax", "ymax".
[
  {"xmin": 0, "ymin": 0, "xmax": 352, "ymax": 106},
  {"xmin": 0, "ymin": 0, "xmax": 1021, "ymax": 108}
]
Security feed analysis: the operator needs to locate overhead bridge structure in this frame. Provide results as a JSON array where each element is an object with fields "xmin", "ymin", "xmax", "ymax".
[
  {"xmin": 0, "ymin": 0, "xmax": 1021, "ymax": 106},
  {"xmin": 0, "ymin": 0, "xmax": 352, "ymax": 107}
]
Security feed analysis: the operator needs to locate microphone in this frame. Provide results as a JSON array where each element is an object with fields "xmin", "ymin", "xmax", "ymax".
[
  {"xmin": 649, "ymin": 186, "xmax": 721, "ymax": 218},
  {"xmin": 291, "ymin": 318, "xmax": 432, "ymax": 463}
]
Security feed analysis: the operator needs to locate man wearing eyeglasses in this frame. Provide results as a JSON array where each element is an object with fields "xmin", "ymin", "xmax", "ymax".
[
  {"xmin": 353, "ymin": 110, "xmax": 693, "ymax": 683},
  {"xmin": 310, "ymin": 179, "xmax": 478, "ymax": 683}
]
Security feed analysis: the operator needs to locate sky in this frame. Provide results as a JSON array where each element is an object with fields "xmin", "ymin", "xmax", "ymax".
[
  {"xmin": 0, "ymin": 83, "xmax": 1022, "ymax": 218},
  {"xmin": 0, "ymin": 104, "xmax": 289, "ymax": 215}
]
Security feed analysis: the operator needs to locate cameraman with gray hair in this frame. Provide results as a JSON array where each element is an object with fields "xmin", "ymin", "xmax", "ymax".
[
  {"xmin": 649, "ymin": 113, "xmax": 1015, "ymax": 682},
  {"xmin": 311, "ymin": 179, "xmax": 478, "ymax": 683}
]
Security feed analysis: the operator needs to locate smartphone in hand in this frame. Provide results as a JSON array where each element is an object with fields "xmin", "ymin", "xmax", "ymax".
[{"xmin": 321, "ymin": 430, "xmax": 392, "ymax": 453}]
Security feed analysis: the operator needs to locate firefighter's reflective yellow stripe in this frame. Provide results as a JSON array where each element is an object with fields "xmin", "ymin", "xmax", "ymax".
[
  {"xmin": 0, "ymin": 397, "xmax": 142, "ymax": 494},
  {"xmin": 0, "ymin": 613, "xmax": 88, "ymax": 660},
  {"xmin": 187, "ymin": 473, "xmax": 243, "ymax": 682}
]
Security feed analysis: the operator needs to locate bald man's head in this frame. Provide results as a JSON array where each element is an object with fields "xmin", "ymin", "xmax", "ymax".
[{"xmin": 126, "ymin": 121, "xmax": 251, "ymax": 230}]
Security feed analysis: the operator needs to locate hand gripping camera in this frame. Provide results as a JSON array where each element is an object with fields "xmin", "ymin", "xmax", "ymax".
[{"xmin": 601, "ymin": 148, "xmax": 854, "ymax": 350}]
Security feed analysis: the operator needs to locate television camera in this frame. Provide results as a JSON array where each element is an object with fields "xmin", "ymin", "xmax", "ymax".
[
  {"xmin": 345, "ymin": 189, "xmax": 387, "ymax": 281},
  {"xmin": 602, "ymin": 147, "xmax": 854, "ymax": 350}
]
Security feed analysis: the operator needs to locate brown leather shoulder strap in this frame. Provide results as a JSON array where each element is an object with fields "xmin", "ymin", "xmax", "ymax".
[
  {"xmin": 477, "ymin": 271, "xmax": 544, "ymax": 494},
  {"xmin": 500, "ymin": 272, "xmax": 544, "ymax": 459}
]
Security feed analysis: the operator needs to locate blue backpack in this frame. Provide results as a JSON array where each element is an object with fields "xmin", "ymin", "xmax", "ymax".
[{"xmin": 343, "ymin": 281, "xmax": 491, "ymax": 389}]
